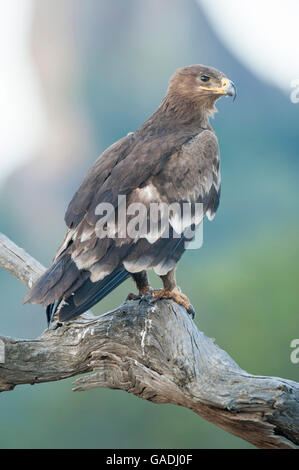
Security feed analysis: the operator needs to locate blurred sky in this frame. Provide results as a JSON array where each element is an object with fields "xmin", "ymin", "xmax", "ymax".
[
  {"xmin": 0, "ymin": 0, "xmax": 45, "ymax": 184},
  {"xmin": 0, "ymin": 0, "xmax": 298, "ymax": 184},
  {"xmin": 199, "ymin": 0, "xmax": 299, "ymax": 92}
]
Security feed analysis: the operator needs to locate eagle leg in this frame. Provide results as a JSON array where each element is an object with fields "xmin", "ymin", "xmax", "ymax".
[
  {"xmin": 144, "ymin": 289, "xmax": 195, "ymax": 319},
  {"xmin": 140, "ymin": 269, "xmax": 195, "ymax": 318},
  {"xmin": 126, "ymin": 271, "xmax": 152, "ymax": 300}
]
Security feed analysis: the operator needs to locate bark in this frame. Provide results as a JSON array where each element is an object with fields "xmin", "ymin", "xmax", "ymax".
[{"xmin": 0, "ymin": 232, "xmax": 298, "ymax": 449}]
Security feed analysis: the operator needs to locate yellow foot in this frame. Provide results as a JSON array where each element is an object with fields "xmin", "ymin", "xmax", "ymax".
[{"xmin": 142, "ymin": 289, "xmax": 195, "ymax": 318}]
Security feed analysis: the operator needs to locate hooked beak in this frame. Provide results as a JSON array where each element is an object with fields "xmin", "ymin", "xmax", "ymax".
[
  {"xmin": 223, "ymin": 79, "xmax": 237, "ymax": 101},
  {"xmin": 200, "ymin": 77, "xmax": 237, "ymax": 101}
]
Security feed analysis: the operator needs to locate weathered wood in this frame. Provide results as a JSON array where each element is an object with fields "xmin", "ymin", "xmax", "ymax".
[
  {"xmin": 0, "ymin": 232, "xmax": 298, "ymax": 449},
  {"xmin": 0, "ymin": 233, "xmax": 45, "ymax": 287}
]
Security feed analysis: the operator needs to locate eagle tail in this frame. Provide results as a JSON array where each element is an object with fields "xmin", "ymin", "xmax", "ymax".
[{"xmin": 46, "ymin": 268, "xmax": 130, "ymax": 325}]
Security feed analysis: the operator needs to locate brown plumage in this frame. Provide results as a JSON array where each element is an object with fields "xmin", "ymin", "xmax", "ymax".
[{"xmin": 24, "ymin": 64, "xmax": 236, "ymax": 324}]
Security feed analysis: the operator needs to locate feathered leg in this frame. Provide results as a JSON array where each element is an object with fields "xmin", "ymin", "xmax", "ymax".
[{"xmin": 127, "ymin": 270, "xmax": 152, "ymax": 300}]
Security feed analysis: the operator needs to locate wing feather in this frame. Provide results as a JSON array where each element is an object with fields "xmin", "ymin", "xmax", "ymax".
[{"xmin": 25, "ymin": 127, "xmax": 220, "ymax": 320}]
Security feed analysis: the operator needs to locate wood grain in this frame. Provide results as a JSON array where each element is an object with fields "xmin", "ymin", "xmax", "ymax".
[{"xmin": 0, "ymin": 231, "xmax": 298, "ymax": 449}]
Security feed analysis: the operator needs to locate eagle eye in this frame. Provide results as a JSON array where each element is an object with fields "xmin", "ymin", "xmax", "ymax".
[{"xmin": 201, "ymin": 75, "xmax": 210, "ymax": 83}]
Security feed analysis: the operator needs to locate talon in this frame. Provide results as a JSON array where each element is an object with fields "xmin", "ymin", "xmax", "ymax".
[
  {"xmin": 144, "ymin": 289, "xmax": 195, "ymax": 319},
  {"xmin": 188, "ymin": 304, "xmax": 196, "ymax": 319},
  {"xmin": 48, "ymin": 321, "xmax": 63, "ymax": 330},
  {"xmin": 127, "ymin": 286, "xmax": 152, "ymax": 302},
  {"xmin": 138, "ymin": 293, "xmax": 152, "ymax": 305},
  {"xmin": 126, "ymin": 292, "xmax": 141, "ymax": 301}
]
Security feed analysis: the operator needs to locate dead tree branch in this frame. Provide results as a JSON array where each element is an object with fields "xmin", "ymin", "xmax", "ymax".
[{"xmin": 0, "ymin": 232, "xmax": 298, "ymax": 449}]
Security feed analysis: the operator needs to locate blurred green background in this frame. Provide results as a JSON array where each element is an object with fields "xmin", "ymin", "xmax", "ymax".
[{"xmin": 0, "ymin": 0, "xmax": 298, "ymax": 449}]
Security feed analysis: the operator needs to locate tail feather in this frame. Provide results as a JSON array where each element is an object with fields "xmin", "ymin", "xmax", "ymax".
[
  {"xmin": 47, "ymin": 268, "xmax": 130, "ymax": 324},
  {"xmin": 24, "ymin": 255, "xmax": 81, "ymax": 306}
]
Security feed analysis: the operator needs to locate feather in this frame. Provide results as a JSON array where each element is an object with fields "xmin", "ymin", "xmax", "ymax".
[
  {"xmin": 25, "ymin": 64, "xmax": 227, "ymax": 324},
  {"xmin": 47, "ymin": 268, "xmax": 130, "ymax": 323}
]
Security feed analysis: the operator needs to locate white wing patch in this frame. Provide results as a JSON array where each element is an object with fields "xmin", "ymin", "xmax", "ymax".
[{"xmin": 130, "ymin": 183, "xmax": 161, "ymax": 204}]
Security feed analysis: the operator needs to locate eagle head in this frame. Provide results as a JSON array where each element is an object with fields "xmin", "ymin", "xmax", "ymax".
[{"xmin": 167, "ymin": 64, "xmax": 236, "ymax": 116}]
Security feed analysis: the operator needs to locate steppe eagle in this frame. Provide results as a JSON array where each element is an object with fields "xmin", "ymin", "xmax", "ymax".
[{"xmin": 24, "ymin": 64, "xmax": 236, "ymax": 323}]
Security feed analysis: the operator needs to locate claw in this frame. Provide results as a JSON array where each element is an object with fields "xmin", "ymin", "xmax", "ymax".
[
  {"xmin": 127, "ymin": 287, "xmax": 152, "ymax": 303},
  {"xmin": 141, "ymin": 289, "xmax": 195, "ymax": 319},
  {"xmin": 126, "ymin": 292, "xmax": 141, "ymax": 301},
  {"xmin": 138, "ymin": 294, "xmax": 153, "ymax": 305},
  {"xmin": 188, "ymin": 304, "xmax": 196, "ymax": 319},
  {"xmin": 48, "ymin": 320, "xmax": 63, "ymax": 330}
]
